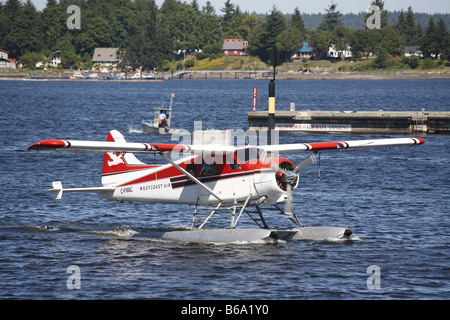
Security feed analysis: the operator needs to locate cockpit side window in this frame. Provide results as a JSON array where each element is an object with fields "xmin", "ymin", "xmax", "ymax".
[
  {"xmin": 228, "ymin": 152, "xmax": 241, "ymax": 170},
  {"xmin": 200, "ymin": 163, "xmax": 218, "ymax": 176},
  {"xmin": 232, "ymin": 148, "xmax": 265, "ymax": 165}
]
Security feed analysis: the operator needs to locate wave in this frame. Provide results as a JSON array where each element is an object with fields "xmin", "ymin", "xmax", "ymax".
[
  {"xmin": 22, "ymin": 225, "xmax": 61, "ymax": 232},
  {"xmin": 128, "ymin": 125, "xmax": 144, "ymax": 134},
  {"xmin": 84, "ymin": 225, "xmax": 139, "ymax": 238}
]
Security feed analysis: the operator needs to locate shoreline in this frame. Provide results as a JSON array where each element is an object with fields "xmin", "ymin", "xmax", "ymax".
[
  {"xmin": 1, "ymin": 70, "xmax": 449, "ymax": 81},
  {"xmin": 273, "ymin": 70, "xmax": 450, "ymax": 80},
  {"xmin": 175, "ymin": 69, "xmax": 450, "ymax": 80}
]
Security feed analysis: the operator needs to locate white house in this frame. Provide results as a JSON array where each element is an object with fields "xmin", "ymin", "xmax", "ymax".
[
  {"xmin": 327, "ymin": 44, "xmax": 353, "ymax": 60},
  {"xmin": 0, "ymin": 49, "xmax": 17, "ymax": 69},
  {"xmin": 92, "ymin": 48, "xmax": 120, "ymax": 67},
  {"xmin": 48, "ymin": 51, "xmax": 62, "ymax": 67},
  {"xmin": 403, "ymin": 46, "xmax": 423, "ymax": 57}
]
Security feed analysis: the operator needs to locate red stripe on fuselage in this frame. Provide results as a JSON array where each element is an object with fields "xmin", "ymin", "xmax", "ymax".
[
  {"xmin": 170, "ymin": 169, "xmax": 265, "ymax": 189},
  {"xmin": 116, "ymin": 164, "xmax": 272, "ymax": 188}
]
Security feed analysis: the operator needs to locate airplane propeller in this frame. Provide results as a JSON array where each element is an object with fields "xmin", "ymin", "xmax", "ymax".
[{"xmin": 272, "ymin": 152, "xmax": 318, "ymax": 223}]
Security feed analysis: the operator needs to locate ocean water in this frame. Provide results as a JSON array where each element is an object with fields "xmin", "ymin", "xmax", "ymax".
[{"xmin": 0, "ymin": 78, "xmax": 449, "ymax": 302}]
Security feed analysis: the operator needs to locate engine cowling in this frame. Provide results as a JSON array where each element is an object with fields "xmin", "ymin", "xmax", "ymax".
[{"xmin": 253, "ymin": 158, "xmax": 299, "ymax": 204}]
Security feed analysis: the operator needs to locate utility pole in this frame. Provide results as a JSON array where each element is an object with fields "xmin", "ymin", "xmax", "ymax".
[{"xmin": 268, "ymin": 46, "xmax": 278, "ymax": 145}]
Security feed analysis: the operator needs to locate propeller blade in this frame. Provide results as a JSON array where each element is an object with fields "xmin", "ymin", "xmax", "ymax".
[
  {"xmin": 296, "ymin": 152, "xmax": 317, "ymax": 171},
  {"xmin": 284, "ymin": 183, "xmax": 301, "ymax": 225},
  {"xmin": 285, "ymin": 183, "xmax": 294, "ymax": 216}
]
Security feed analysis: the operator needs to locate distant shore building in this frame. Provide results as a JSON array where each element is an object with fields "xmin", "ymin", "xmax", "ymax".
[
  {"xmin": 403, "ymin": 46, "xmax": 423, "ymax": 57},
  {"xmin": 48, "ymin": 51, "xmax": 62, "ymax": 68},
  {"xmin": 294, "ymin": 42, "xmax": 312, "ymax": 59},
  {"xmin": 92, "ymin": 48, "xmax": 120, "ymax": 67},
  {"xmin": 0, "ymin": 48, "xmax": 17, "ymax": 69},
  {"xmin": 327, "ymin": 44, "xmax": 353, "ymax": 60},
  {"xmin": 222, "ymin": 39, "xmax": 248, "ymax": 56}
]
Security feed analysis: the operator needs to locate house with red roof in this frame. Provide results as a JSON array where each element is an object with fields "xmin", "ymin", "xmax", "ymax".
[
  {"xmin": 0, "ymin": 49, "xmax": 17, "ymax": 69},
  {"xmin": 222, "ymin": 39, "xmax": 248, "ymax": 56}
]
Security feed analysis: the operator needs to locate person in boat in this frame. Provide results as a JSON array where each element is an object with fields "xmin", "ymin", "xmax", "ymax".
[{"xmin": 159, "ymin": 111, "xmax": 167, "ymax": 128}]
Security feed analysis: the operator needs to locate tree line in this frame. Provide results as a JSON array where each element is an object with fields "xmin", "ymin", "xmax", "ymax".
[{"xmin": 0, "ymin": 0, "xmax": 449, "ymax": 71}]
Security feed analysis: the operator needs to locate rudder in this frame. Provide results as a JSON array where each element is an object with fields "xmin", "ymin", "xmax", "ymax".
[{"xmin": 102, "ymin": 130, "xmax": 153, "ymax": 186}]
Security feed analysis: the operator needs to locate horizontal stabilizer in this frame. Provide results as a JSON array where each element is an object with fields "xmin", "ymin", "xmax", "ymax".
[
  {"xmin": 46, "ymin": 181, "xmax": 115, "ymax": 200},
  {"xmin": 50, "ymin": 181, "xmax": 63, "ymax": 200}
]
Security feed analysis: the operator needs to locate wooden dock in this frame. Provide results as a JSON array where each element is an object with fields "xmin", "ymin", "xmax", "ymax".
[{"xmin": 248, "ymin": 109, "xmax": 450, "ymax": 134}]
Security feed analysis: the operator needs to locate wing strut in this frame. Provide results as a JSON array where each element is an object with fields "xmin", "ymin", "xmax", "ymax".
[{"xmin": 158, "ymin": 154, "xmax": 224, "ymax": 203}]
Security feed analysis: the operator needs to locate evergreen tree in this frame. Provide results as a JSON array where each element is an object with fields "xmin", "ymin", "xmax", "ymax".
[
  {"xmin": 380, "ymin": 25, "xmax": 401, "ymax": 55},
  {"xmin": 404, "ymin": 7, "xmax": 420, "ymax": 46},
  {"xmin": 0, "ymin": 0, "xmax": 25, "ymax": 56},
  {"xmin": 160, "ymin": 0, "xmax": 179, "ymax": 50},
  {"xmin": 308, "ymin": 29, "xmax": 329, "ymax": 59},
  {"xmin": 42, "ymin": 0, "xmax": 67, "ymax": 52},
  {"xmin": 125, "ymin": 0, "xmax": 169, "ymax": 70},
  {"xmin": 190, "ymin": 0, "xmax": 199, "ymax": 13},
  {"xmin": 2, "ymin": 0, "xmax": 44, "ymax": 57},
  {"xmin": 276, "ymin": 27, "xmax": 302, "ymax": 62},
  {"xmin": 291, "ymin": 7, "xmax": 307, "ymax": 41},
  {"xmin": 396, "ymin": 10, "xmax": 406, "ymax": 46},
  {"xmin": 365, "ymin": 0, "xmax": 388, "ymax": 29},
  {"xmin": 220, "ymin": 0, "xmax": 235, "ymax": 37},
  {"xmin": 435, "ymin": 18, "xmax": 450, "ymax": 60},
  {"xmin": 173, "ymin": 2, "xmax": 200, "ymax": 49},
  {"xmin": 76, "ymin": 16, "xmax": 112, "ymax": 56},
  {"xmin": 202, "ymin": 0, "xmax": 215, "ymax": 15},
  {"xmin": 247, "ymin": 21, "xmax": 269, "ymax": 61},
  {"xmin": 223, "ymin": 6, "xmax": 244, "ymax": 38},
  {"xmin": 350, "ymin": 29, "xmax": 371, "ymax": 58},
  {"xmin": 373, "ymin": 46, "xmax": 389, "ymax": 68},
  {"xmin": 247, "ymin": 6, "xmax": 286, "ymax": 63},
  {"xmin": 101, "ymin": 0, "xmax": 135, "ymax": 49},
  {"xmin": 21, "ymin": 0, "xmax": 44, "ymax": 54},
  {"xmin": 318, "ymin": 2, "xmax": 343, "ymax": 32},
  {"xmin": 265, "ymin": 6, "xmax": 287, "ymax": 50},
  {"xmin": 196, "ymin": 1, "xmax": 222, "ymax": 46},
  {"xmin": 364, "ymin": 1, "xmax": 390, "ymax": 56},
  {"xmin": 421, "ymin": 18, "xmax": 439, "ymax": 58},
  {"xmin": 230, "ymin": 13, "xmax": 261, "ymax": 41}
]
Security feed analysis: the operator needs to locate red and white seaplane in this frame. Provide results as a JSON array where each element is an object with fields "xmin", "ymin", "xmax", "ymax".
[{"xmin": 28, "ymin": 129, "xmax": 425, "ymax": 243}]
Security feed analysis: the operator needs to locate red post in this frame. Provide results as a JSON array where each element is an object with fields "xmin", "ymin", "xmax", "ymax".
[{"xmin": 252, "ymin": 88, "xmax": 257, "ymax": 112}]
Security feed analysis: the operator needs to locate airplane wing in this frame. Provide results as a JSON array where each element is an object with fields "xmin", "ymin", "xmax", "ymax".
[
  {"xmin": 29, "ymin": 136, "xmax": 425, "ymax": 154},
  {"xmin": 259, "ymin": 137, "xmax": 425, "ymax": 153},
  {"xmin": 28, "ymin": 139, "xmax": 189, "ymax": 153}
]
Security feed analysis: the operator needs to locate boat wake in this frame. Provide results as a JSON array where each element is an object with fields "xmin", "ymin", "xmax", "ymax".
[
  {"xmin": 85, "ymin": 225, "xmax": 139, "ymax": 238},
  {"xmin": 128, "ymin": 125, "xmax": 144, "ymax": 134}
]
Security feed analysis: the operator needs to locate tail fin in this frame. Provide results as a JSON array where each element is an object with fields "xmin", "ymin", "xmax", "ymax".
[{"xmin": 101, "ymin": 130, "xmax": 153, "ymax": 186}]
